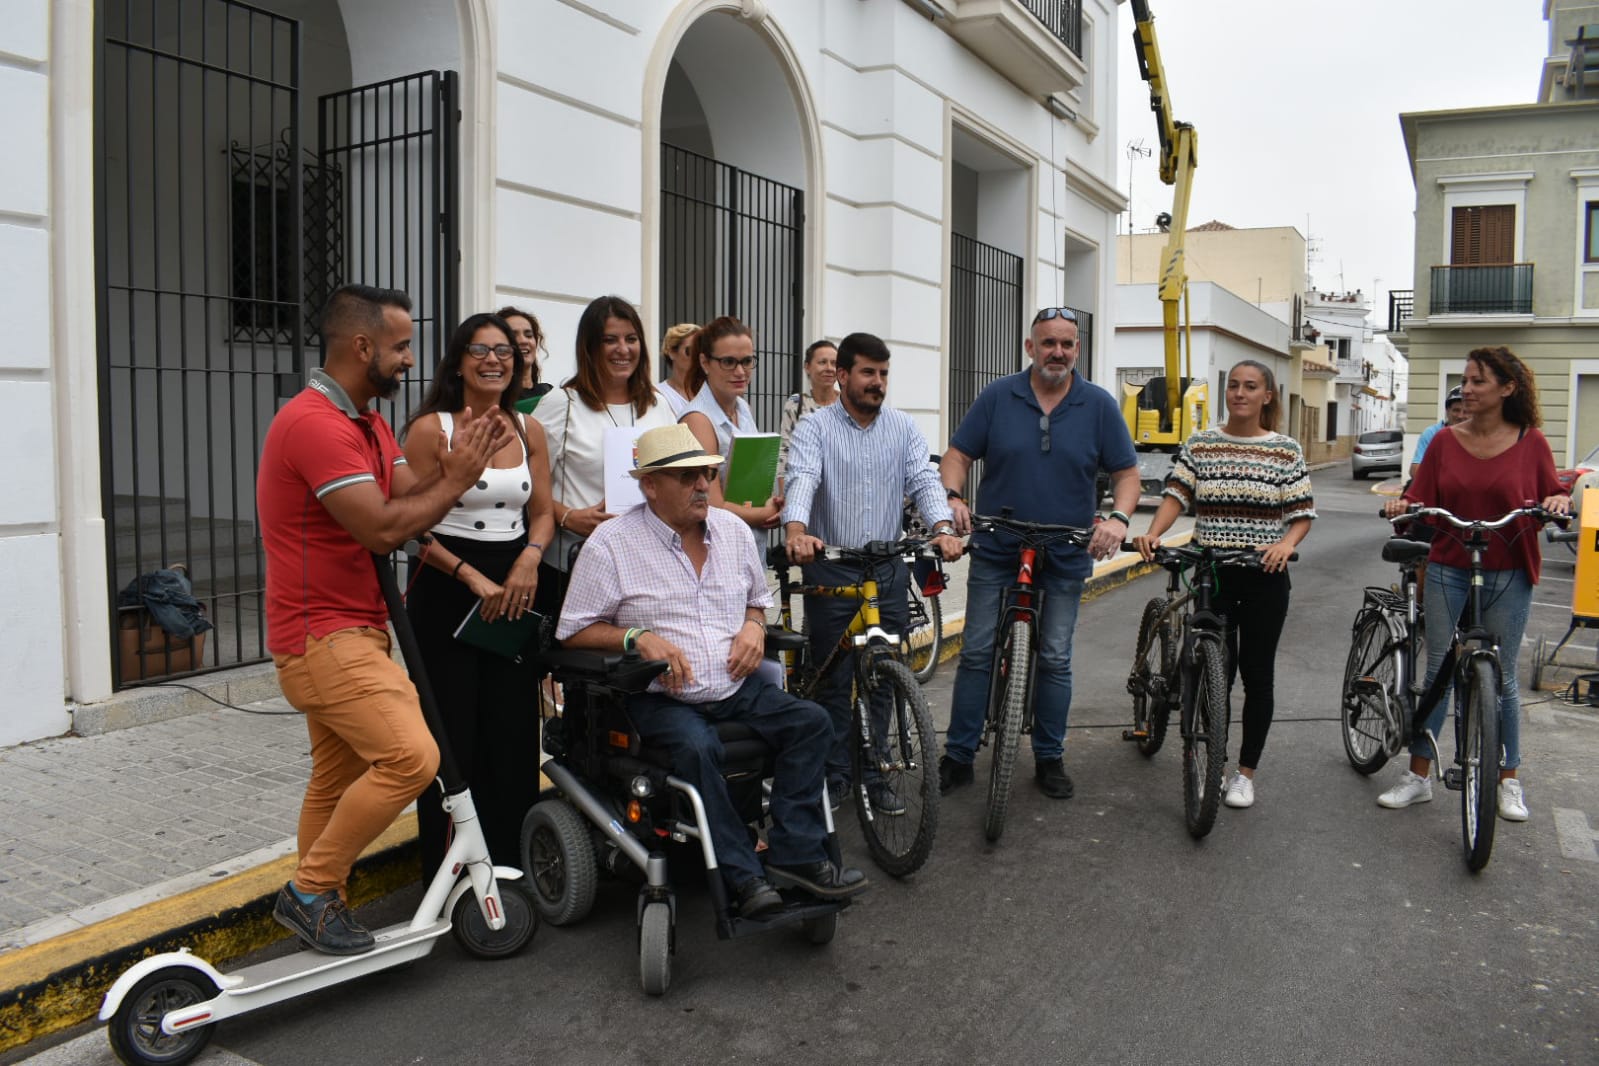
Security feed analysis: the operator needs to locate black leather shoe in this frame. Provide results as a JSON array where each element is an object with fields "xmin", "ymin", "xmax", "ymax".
[
  {"xmin": 867, "ymin": 780, "xmax": 905, "ymax": 816},
  {"xmin": 938, "ymin": 755, "xmax": 974, "ymax": 794},
  {"xmin": 766, "ymin": 860, "xmax": 870, "ymax": 900},
  {"xmin": 735, "ymin": 877, "xmax": 784, "ymax": 918},
  {"xmin": 1035, "ymin": 758, "xmax": 1074, "ymax": 799},
  {"xmin": 273, "ymin": 882, "xmax": 374, "ymax": 955}
]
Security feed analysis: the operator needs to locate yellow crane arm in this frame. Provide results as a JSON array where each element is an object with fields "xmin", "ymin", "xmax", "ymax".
[{"xmin": 1130, "ymin": 0, "xmax": 1198, "ymax": 431}]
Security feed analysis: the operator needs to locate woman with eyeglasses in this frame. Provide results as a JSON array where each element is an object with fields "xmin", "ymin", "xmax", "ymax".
[
  {"xmin": 680, "ymin": 315, "xmax": 784, "ymax": 529},
  {"xmin": 658, "ymin": 322, "xmax": 699, "ymax": 418},
  {"xmin": 1132, "ymin": 359, "xmax": 1315, "ymax": 812},
  {"xmin": 401, "ymin": 312, "xmax": 558, "ymax": 877}
]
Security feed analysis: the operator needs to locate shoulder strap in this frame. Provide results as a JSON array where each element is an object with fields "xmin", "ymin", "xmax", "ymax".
[{"xmin": 437, "ymin": 410, "xmax": 454, "ymax": 450}]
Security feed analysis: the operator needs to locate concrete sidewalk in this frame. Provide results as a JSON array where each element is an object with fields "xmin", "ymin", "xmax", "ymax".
[{"xmin": 0, "ymin": 531, "xmax": 1189, "ymax": 1056}]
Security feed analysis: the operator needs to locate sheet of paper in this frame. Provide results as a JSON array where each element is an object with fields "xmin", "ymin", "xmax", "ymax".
[{"xmin": 603, "ymin": 426, "xmax": 647, "ymax": 512}]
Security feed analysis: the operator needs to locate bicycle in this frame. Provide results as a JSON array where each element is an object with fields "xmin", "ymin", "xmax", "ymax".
[
  {"xmin": 966, "ymin": 513, "xmax": 1126, "ymax": 843},
  {"xmin": 1339, "ymin": 504, "xmax": 1564, "ymax": 871},
  {"xmin": 768, "ymin": 539, "xmax": 939, "ymax": 877},
  {"xmin": 1124, "ymin": 543, "xmax": 1295, "ymax": 839},
  {"xmin": 903, "ymin": 552, "xmax": 946, "ymax": 684}
]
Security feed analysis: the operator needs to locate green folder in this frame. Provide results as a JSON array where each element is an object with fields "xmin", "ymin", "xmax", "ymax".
[
  {"xmin": 723, "ymin": 433, "xmax": 781, "ymax": 507},
  {"xmin": 453, "ymin": 602, "xmax": 544, "ymax": 660}
]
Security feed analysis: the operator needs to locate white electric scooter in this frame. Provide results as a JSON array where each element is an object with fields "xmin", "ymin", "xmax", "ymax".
[{"xmin": 99, "ymin": 555, "xmax": 538, "ymax": 1066}]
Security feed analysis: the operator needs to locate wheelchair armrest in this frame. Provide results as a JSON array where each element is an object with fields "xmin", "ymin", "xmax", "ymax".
[
  {"xmin": 545, "ymin": 648, "xmax": 669, "ymax": 693},
  {"xmin": 764, "ymin": 625, "xmax": 807, "ymax": 654}
]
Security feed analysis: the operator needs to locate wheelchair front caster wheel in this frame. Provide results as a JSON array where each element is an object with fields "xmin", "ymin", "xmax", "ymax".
[
  {"xmin": 638, "ymin": 901, "xmax": 673, "ymax": 995},
  {"xmin": 451, "ymin": 883, "xmax": 538, "ymax": 959},
  {"xmin": 801, "ymin": 912, "xmax": 837, "ymax": 945}
]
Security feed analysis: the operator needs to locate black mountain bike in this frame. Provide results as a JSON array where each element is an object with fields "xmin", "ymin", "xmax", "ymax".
[{"xmin": 1126, "ymin": 544, "xmax": 1295, "ymax": 838}]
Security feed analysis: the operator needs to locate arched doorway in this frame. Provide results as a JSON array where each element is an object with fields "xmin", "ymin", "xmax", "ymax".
[
  {"xmin": 651, "ymin": 7, "xmax": 817, "ymax": 433},
  {"xmin": 94, "ymin": 0, "xmax": 478, "ymax": 685}
]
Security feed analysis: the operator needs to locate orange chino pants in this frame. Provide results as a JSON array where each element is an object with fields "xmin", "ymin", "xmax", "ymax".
[{"xmin": 273, "ymin": 627, "xmax": 440, "ymax": 895}]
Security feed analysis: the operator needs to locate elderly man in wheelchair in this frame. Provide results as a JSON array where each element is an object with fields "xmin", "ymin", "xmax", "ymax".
[{"xmin": 525, "ymin": 425, "xmax": 867, "ymax": 990}]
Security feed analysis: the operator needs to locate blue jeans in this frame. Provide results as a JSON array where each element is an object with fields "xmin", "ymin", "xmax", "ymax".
[
  {"xmin": 945, "ymin": 552, "xmax": 1084, "ymax": 764},
  {"xmin": 804, "ymin": 556, "xmax": 910, "ymax": 787},
  {"xmin": 1411, "ymin": 562, "xmax": 1531, "ymax": 770},
  {"xmin": 630, "ymin": 676, "xmax": 830, "ymax": 887}
]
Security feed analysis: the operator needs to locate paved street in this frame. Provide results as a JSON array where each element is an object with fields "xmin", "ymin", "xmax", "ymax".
[{"xmin": 13, "ymin": 476, "xmax": 1599, "ymax": 1066}]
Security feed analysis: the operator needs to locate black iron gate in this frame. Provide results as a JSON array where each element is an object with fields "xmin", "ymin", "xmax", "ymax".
[
  {"xmin": 949, "ymin": 233, "xmax": 1023, "ymax": 498},
  {"xmin": 97, "ymin": 0, "xmax": 458, "ymax": 686},
  {"xmin": 660, "ymin": 143, "xmax": 804, "ymax": 433}
]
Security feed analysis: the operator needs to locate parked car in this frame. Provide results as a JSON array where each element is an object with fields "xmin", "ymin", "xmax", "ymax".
[
  {"xmin": 1557, "ymin": 441, "xmax": 1598, "ymax": 511},
  {"xmin": 1351, "ymin": 429, "xmax": 1403, "ymax": 480}
]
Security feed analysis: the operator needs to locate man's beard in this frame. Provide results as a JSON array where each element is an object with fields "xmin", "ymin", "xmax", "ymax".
[{"xmin": 367, "ymin": 361, "xmax": 402, "ymax": 399}]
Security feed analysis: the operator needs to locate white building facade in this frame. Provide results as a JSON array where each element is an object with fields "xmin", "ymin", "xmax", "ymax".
[{"xmin": 0, "ymin": 0, "xmax": 1127, "ymax": 745}]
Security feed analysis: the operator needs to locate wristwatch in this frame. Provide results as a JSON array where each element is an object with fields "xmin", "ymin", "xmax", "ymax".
[
  {"xmin": 945, "ymin": 487, "xmax": 963, "ymax": 501},
  {"xmin": 931, "ymin": 521, "xmax": 956, "ymax": 536}
]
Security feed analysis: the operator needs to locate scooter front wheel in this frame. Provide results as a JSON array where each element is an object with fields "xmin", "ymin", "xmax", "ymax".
[
  {"xmin": 107, "ymin": 966, "xmax": 217, "ymax": 1066},
  {"xmin": 451, "ymin": 882, "xmax": 538, "ymax": 959}
]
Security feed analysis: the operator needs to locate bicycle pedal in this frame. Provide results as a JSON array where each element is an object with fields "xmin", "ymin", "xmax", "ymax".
[
  {"xmin": 1442, "ymin": 768, "xmax": 1464, "ymax": 792},
  {"xmin": 1121, "ymin": 729, "xmax": 1147, "ymax": 742}
]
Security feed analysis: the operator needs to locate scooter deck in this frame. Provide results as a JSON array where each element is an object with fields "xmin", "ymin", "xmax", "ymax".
[{"xmin": 227, "ymin": 918, "xmax": 452, "ymax": 993}]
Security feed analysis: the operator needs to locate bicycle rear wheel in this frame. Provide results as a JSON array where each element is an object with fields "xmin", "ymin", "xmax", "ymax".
[
  {"xmin": 983, "ymin": 618, "xmax": 1031, "ymax": 843},
  {"xmin": 1129, "ymin": 598, "xmax": 1176, "ymax": 758},
  {"xmin": 1460, "ymin": 656, "xmax": 1501, "ymax": 872},
  {"xmin": 905, "ymin": 585, "xmax": 943, "ymax": 684},
  {"xmin": 1340, "ymin": 611, "xmax": 1397, "ymax": 774},
  {"xmin": 850, "ymin": 656, "xmax": 939, "ymax": 876},
  {"xmin": 1183, "ymin": 638, "xmax": 1230, "ymax": 839}
]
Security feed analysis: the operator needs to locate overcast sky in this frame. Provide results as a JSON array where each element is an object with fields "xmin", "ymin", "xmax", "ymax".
[{"xmin": 1112, "ymin": 0, "xmax": 1554, "ymax": 326}]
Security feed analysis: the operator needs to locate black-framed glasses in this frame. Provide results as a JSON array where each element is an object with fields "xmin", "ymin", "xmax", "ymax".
[
  {"xmin": 1039, "ymin": 413, "xmax": 1051, "ymax": 453},
  {"xmin": 465, "ymin": 343, "xmax": 515, "ymax": 360},
  {"xmin": 1032, "ymin": 307, "xmax": 1078, "ymax": 325},
  {"xmin": 707, "ymin": 355, "xmax": 756, "ymax": 371}
]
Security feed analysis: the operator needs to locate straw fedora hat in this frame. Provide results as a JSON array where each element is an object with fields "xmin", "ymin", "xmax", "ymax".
[{"xmin": 627, "ymin": 423, "xmax": 724, "ymax": 478}]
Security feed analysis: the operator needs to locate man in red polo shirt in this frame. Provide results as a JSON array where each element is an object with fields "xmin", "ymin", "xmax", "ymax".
[{"xmin": 258, "ymin": 284, "xmax": 506, "ymax": 954}]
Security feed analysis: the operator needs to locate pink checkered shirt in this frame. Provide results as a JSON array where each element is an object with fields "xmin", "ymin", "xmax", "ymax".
[{"xmin": 555, "ymin": 504, "xmax": 772, "ymax": 703}]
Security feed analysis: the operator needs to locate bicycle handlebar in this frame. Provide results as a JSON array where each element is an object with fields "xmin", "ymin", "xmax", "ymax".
[
  {"xmin": 968, "ymin": 513, "xmax": 1138, "ymax": 556},
  {"xmin": 1386, "ymin": 504, "xmax": 1567, "ymax": 532},
  {"xmin": 1150, "ymin": 544, "xmax": 1298, "ymax": 570},
  {"xmin": 766, "ymin": 537, "xmax": 939, "ymax": 572}
]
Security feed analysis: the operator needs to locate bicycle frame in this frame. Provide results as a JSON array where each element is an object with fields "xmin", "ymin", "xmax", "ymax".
[
  {"xmin": 1158, "ymin": 555, "xmax": 1229, "ymax": 743},
  {"xmin": 773, "ymin": 562, "xmax": 901, "ymax": 693},
  {"xmin": 981, "ymin": 546, "xmax": 1046, "ymax": 744}
]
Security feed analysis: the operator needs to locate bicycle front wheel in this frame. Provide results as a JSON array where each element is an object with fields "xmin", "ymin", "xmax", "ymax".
[
  {"xmin": 1183, "ymin": 638, "xmax": 1230, "ymax": 839},
  {"xmin": 1340, "ymin": 611, "xmax": 1397, "ymax": 775},
  {"xmin": 983, "ymin": 618, "xmax": 1031, "ymax": 843},
  {"xmin": 1460, "ymin": 656, "xmax": 1501, "ymax": 873},
  {"xmin": 850, "ymin": 656, "xmax": 939, "ymax": 876},
  {"xmin": 905, "ymin": 586, "xmax": 943, "ymax": 684},
  {"xmin": 1130, "ymin": 598, "xmax": 1176, "ymax": 758}
]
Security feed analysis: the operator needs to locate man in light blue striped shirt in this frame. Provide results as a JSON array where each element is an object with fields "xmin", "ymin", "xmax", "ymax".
[{"xmin": 782, "ymin": 332, "xmax": 964, "ymax": 813}]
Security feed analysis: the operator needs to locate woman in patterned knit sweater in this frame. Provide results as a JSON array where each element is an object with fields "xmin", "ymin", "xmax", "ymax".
[{"xmin": 1133, "ymin": 359, "xmax": 1316, "ymax": 810}]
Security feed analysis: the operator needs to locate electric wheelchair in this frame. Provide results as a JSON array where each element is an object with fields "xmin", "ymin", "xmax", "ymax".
[{"xmin": 519, "ymin": 630, "xmax": 850, "ymax": 995}]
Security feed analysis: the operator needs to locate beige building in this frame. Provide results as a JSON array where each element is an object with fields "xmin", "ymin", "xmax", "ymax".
[
  {"xmin": 1390, "ymin": 1, "xmax": 1599, "ymax": 466},
  {"xmin": 1117, "ymin": 222, "xmax": 1308, "ymax": 325}
]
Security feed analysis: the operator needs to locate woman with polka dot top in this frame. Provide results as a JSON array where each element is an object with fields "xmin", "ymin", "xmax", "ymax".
[{"xmin": 401, "ymin": 312, "xmax": 557, "ymax": 876}]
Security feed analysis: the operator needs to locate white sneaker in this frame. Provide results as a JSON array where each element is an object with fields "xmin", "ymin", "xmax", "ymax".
[
  {"xmin": 1377, "ymin": 770, "xmax": 1433, "ymax": 808},
  {"xmin": 1223, "ymin": 772, "xmax": 1254, "ymax": 809},
  {"xmin": 1498, "ymin": 778, "xmax": 1529, "ymax": 822}
]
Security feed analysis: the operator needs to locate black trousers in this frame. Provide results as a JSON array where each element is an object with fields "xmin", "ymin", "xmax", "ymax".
[
  {"xmin": 1215, "ymin": 566, "xmax": 1291, "ymax": 771},
  {"xmin": 407, "ymin": 533, "xmax": 544, "ymax": 875}
]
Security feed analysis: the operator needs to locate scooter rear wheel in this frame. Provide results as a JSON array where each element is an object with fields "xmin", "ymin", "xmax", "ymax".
[
  {"xmin": 451, "ymin": 882, "xmax": 538, "ymax": 959},
  {"xmin": 106, "ymin": 966, "xmax": 217, "ymax": 1066}
]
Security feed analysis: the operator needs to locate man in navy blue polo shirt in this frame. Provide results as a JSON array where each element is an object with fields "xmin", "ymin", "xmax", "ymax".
[{"xmin": 938, "ymin": 307, "xmax": 1140, "ymax": 799}]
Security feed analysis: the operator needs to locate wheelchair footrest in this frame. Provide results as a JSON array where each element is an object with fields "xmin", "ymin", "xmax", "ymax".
[{"xmin": 717, "ymin": 897, "xmax": 845, "ymax": 941}]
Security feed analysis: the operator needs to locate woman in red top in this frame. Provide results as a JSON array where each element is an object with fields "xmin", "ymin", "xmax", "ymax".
[{"xmin": 1378, "ymin": 346, "xmax": 1570, "ymax": 822}]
